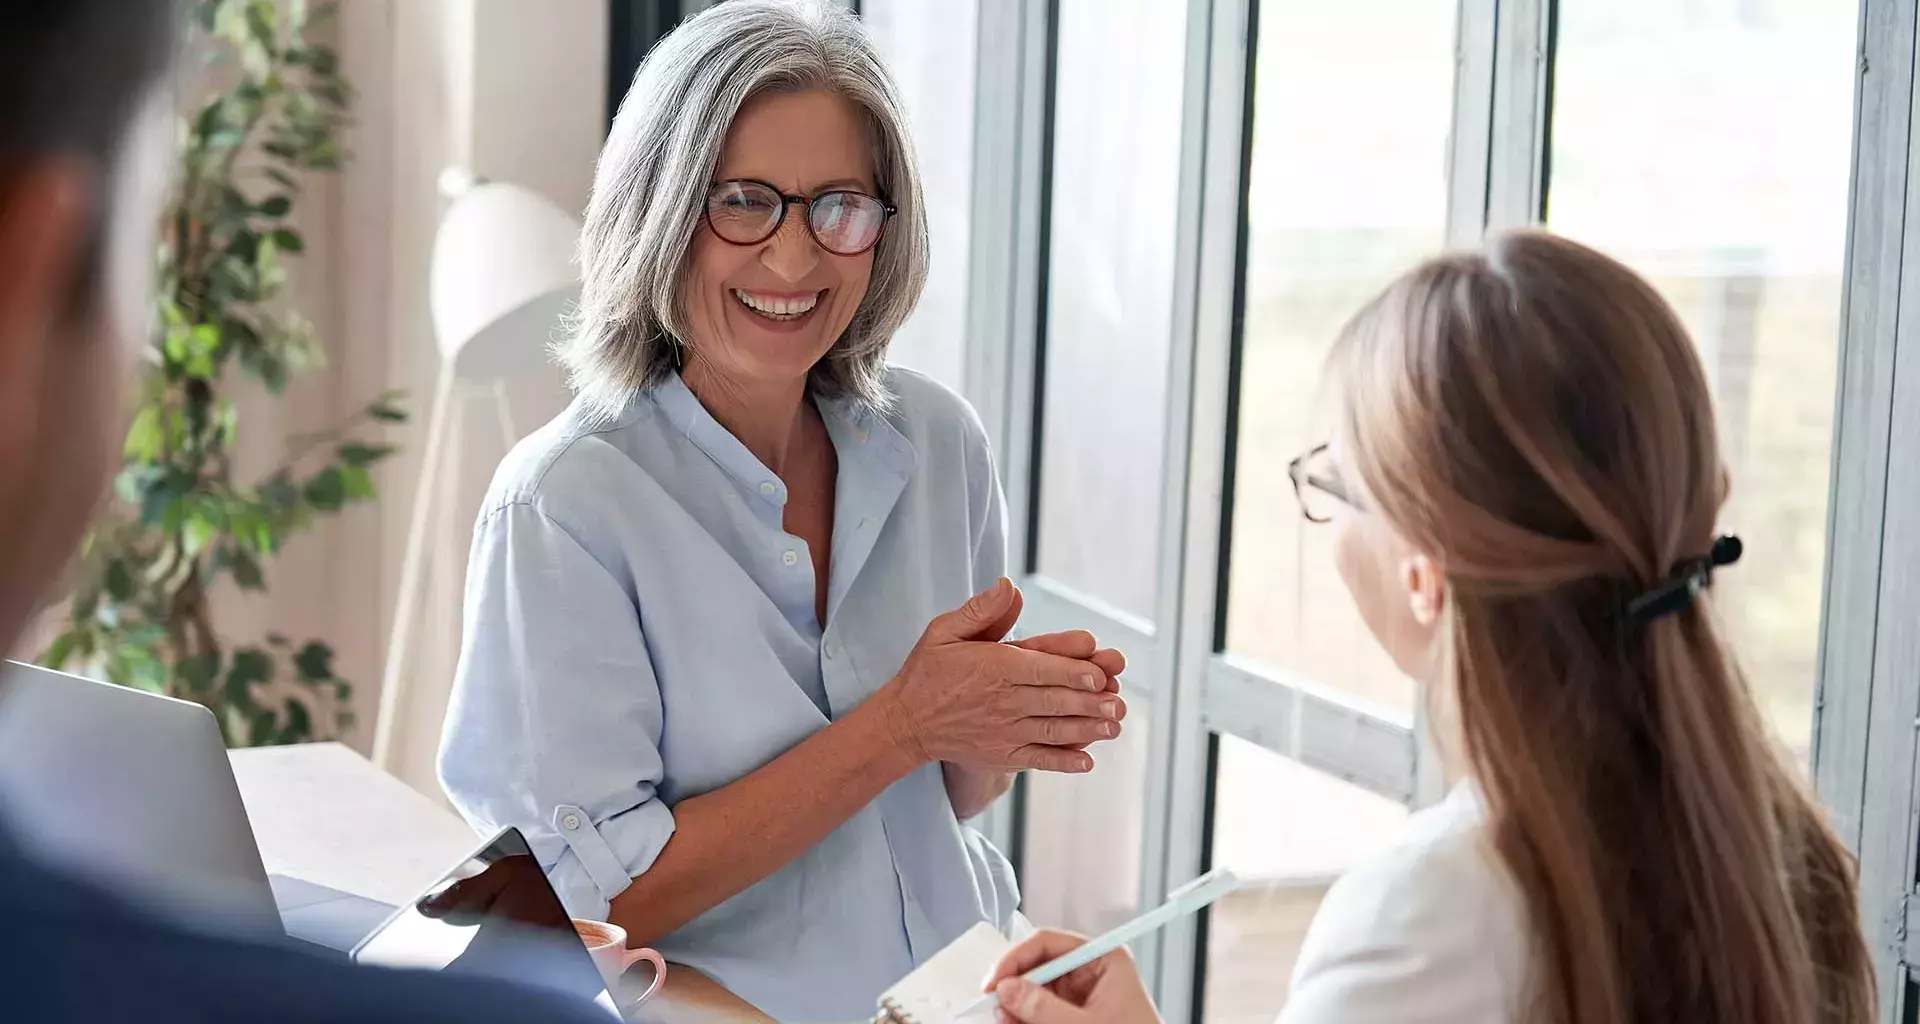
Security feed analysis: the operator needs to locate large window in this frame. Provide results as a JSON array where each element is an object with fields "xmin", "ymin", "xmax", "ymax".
[
  {"xmin": 1544, "ymin": 0, "xmax": 1858, "ymax": 761},
  {"xmin": 1219, "ymin": 0, "xmax": 1458, "ymax": 720},
  {"xmin": 1031, "ymin": 0, "xmax": 1190, "ymax": 622}
]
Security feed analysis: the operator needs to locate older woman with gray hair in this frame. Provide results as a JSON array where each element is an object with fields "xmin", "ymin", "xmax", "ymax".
[{"xmin": 436, "ymin": 2, "xmax": 1127, "ymax": 1017}]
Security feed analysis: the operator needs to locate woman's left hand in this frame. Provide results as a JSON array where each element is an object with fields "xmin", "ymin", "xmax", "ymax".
[
  {"xmin": 1007, "ymin": 630, "xmax": 1125, "ymax": 698},
  {"xmin": 941, "ymin": 619, "xmax": 1127, "ymax": 818}
]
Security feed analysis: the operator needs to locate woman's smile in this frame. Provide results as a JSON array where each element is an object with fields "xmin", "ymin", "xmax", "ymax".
[{"xmin": 731, "ymin": 287, "xmax": 826, "ymax": 329}]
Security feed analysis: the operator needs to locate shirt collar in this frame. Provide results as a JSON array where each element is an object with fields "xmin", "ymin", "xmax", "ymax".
[{"xmin": 646, "ymin": 372, "xmax": 915, "ymax": 506}]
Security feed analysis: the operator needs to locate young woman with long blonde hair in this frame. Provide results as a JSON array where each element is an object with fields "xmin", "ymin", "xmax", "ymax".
[{"xmin": 985, "ymin": 230, "xmax": 1875, "ymax": 1024}]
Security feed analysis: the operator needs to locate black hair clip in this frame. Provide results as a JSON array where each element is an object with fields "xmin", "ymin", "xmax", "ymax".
[{"xmin": 1624, "ymin": 535, "xmax": 1744, "ymax": 626}]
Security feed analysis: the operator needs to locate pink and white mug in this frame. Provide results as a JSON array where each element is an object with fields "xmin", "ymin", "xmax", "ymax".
[{"xmin": 572, "ymin": 918, "xmax": 666, "ymax": 1008}]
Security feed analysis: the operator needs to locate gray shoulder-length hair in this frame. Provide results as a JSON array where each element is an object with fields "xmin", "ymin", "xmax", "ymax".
[{"xmin": 557, "ymin": 0, "xmax": 929, "ymax": 419}]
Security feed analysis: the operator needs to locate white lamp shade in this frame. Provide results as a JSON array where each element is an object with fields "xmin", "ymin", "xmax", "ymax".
[{"xmin": 429, "ymin": 181, "xmax": 583, "ymax": 381}]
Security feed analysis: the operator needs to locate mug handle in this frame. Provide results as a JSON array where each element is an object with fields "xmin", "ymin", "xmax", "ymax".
[{"xmin": 619, "ymin": 947, "xmax": 668, "ymax": 1006}]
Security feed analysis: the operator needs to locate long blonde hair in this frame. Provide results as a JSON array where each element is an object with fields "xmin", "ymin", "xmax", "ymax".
[{"xmin": 1329, "ymin": 229, "xmax": 1873, "ymax": 1023}]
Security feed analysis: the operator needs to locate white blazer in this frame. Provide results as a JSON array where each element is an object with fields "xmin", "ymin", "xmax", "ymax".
[{"xmin": 1278, "ymin": 785, "xmax": 1531, "ymax": 1023}]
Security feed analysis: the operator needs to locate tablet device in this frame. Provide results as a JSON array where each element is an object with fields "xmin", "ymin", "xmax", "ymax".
[{"xmin": 352, "ymin": 827, "xmax": 620, "ymax": 1018}]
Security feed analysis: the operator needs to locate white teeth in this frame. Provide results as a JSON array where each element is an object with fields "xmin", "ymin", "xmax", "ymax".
[{"xmin": 733, "ymin": 289, "xmax": 820, "ymax": 318}]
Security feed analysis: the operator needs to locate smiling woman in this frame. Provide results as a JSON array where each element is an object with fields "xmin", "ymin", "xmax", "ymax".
[{"xmin": 434, "ymin": 2, "xmax": 1130, "ymax": 1020}]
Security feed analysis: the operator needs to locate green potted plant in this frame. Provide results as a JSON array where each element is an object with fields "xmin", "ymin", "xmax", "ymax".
[{"xmin": 40, "ymin": 0, "xmax": 402, "ymax": 748}]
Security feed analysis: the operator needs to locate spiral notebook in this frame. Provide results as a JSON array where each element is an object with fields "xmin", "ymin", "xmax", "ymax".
[{"xmin": 871, "ymin": 922, "xmax": 1012, "ymax": 1024}]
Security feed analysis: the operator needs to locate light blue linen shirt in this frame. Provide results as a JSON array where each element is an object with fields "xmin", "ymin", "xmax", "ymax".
[{"xmin": 438, "ymin": 367, "xmax": 1020, "ymax": 1021}]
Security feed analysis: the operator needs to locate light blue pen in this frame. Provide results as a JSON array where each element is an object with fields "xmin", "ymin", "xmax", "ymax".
[{"xmin": 957, "ymin": 868, "xmax": 1244, "ymax": 1019}]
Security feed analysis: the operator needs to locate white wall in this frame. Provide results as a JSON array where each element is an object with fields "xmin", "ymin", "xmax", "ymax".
[{"xmin": 320, "ymin": 0, "xmax": 606, "ymax": 797}]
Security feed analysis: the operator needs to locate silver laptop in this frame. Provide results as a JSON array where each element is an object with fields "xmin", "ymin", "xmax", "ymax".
[{"xmin": 0, "ymin": 660, "xmax": 389, "ymax": 948}]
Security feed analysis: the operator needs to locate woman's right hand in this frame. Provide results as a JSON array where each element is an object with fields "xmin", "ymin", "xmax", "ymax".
[
  {"xmin": 880, "ymin": 578, "xmax": 1127, "ymax": 774},
  {"xmin": 983, "ymin": 929, "xmax": 1162, "ymax": 1024}
]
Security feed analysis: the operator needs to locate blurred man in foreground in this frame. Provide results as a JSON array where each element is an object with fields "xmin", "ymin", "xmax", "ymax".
[{"xmin": 0, "ymin": 4, "xmax": 607, "ymax": 1019}]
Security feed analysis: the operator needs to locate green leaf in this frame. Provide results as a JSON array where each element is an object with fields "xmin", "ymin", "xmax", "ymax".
[
  {"xmin": 304, "ymin": 466, "xmax": 345, "ymax": 510},
  {"xmin": 124, "ymin": 406, "xmax": 164, "ymax": 461},
  {"xmin": 257, "ymin": 354, "xmax": 290, "ymax": 393},
  {"xmin": 271, "ymin": 228, "xmax": 305, "ymax": 253},
  {"xmin": 41, "ymin": 631, "xmax": 80, "ymax": 669},
  {"xmin": 293, "ymin": 641, "xmax": 334, "ymax": 681},
  {"xmin": 334, "ymin": 680, "xmax": 352, "ymax": 701},
  {"xmin": 226, "ymin": 647, "xmax": 274, "ymax": 706},
  {"xmin": 368, "ymin": 403, "xmax": 408, "ymax": 424},
  {"xmin": 183, "ymin": 323, "xmax": 221, "ymax": 379},
  {"xmin": 177, "ymin": 653, "xmax": 221, "ymax": 697},
  {"xmin": 336, "ymin": 443, "xmax": 395, "ymax": 467},
  {"xmin": 265, "ymin": 167, "xmax": 300, "ymax": 191},
  {"xmin": 244, "ymin": 1, "xmax": 277, "ymax": 44},
  {"xmin": 114, "ymin": 467, "xmax": 144, "ymax": 505},
  {"xmin": 193, "ymin": 99, "xmax": 229, "ymax": 139},
  {"xmin": 249, "ymin": 709, "xmax": 279, "ymax": 747},
  {"xmin": 104, "ymin": 559, "xmax": 136, "ymax": 602},
  {"xmin": 128, "ymin": 666, "xmax": 169, "ymax": 696},
  {"xmin": 340, "ymin": 464, "xmax": 374, "ymax": 501},
  {"xmin": 304, "ymin": 44, "xmax": 340, "ymax": 75},
  {"xmin": 266, "ymin": 633, "xmax": 289, "ymax": 647},
  {"xmin": 257, "ymin": 195, "xmax": 292, "ymax": 217},
  {"xmin": 281, "ymin": 699, "xmax": 314, "ymax": 743},
  {"xmin": 224, "ymin": 229, "xmax": 261, "ymax": 262},
  {"xmin": 138, "ymin": 467, "xmax": 196, "ymax": 527},
  {"xmin": 314, "ymin": 81, "xmax": 351, "ymax": 108},
  {"xmin": 306, "ymin": 139, "xmax": 343, "ymax": 171},
  {"xmin": 241, "ymin": 39, "xmax": 273, "ymax": 79},
  {"xmin": 217, "ymin": 400, "xmax": 240, "ymax": 447},
  {"xmin": 163, "ymin": 324, "xmax": 191, "ymax": 365},
  {"xmin": 230, "ymin": 547, "xmax": 265, "ymax": 589},
  {"xmin": 185, "ymin": 512, "xmax": 218, "ymax": 556},
  {"xmin": 124, "ymin": 624, "xmax": 169, "ymax": 651}
]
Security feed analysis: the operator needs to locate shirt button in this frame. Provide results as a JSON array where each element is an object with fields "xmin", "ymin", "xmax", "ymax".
[
  {"xmin": 562, "ymin": 813, "xmax": 582, "ymax": 831},
  {"xmin": 782, "ymin": 550, "xmax": 799, "ymax": 566},
  {"xmin": 759, "ymin": 481, "xmax": 778, "ymax": 497}
]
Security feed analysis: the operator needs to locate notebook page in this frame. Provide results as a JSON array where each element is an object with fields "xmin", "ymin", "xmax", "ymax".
[{"xmin": 876, "ymin": 922, "xmax": 1012, "ymax": 1023}]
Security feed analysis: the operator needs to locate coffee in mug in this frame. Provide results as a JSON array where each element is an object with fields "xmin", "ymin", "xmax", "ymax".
[{"xmin": 572, "ymin": 918, "xmax": 666, "ymax": 1008}]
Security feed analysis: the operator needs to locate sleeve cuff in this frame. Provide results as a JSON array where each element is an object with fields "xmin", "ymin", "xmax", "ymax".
[{"xmin": 547, "ymin": 799, "xmax": 676, "ymax": 920}]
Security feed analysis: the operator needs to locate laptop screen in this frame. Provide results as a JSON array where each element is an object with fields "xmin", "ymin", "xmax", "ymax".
[{"xmin": 351, "ymin": 827, "xmax": 620, "ymax": 1017}]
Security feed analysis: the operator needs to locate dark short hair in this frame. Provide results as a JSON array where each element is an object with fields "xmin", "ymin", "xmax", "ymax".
[
  {"xmin": 0, "ymin": 1, "xmax": 177, "ymax": 166},
  {"xmin": 0, "ymin": 1, "xmax": 177, "ymax": 309}
]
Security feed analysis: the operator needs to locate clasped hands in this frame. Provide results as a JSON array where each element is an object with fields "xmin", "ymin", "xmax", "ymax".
[{"xmin": 878, "ymin": 578, "xmax": 1128, "ymax": 775}]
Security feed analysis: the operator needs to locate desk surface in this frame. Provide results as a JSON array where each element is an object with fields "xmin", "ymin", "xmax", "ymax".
[{"xmin": 230, "ymin": 742, "xmax": 775, "ymax": 1023}]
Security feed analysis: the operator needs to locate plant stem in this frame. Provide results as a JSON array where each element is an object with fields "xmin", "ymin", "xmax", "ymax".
[{"xmin": 259, "ymin": 406, "xmax": 383, "ymax": 484}]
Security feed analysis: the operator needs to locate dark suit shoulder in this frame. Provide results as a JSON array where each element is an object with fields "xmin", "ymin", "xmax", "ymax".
[{"xmin": 0, "ymin": 842, "xmax": 609, "ymax": 1023}]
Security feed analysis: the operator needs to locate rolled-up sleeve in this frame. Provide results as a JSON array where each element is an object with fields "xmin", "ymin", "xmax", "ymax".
[{"xmin": 437, "ymin": 501, "xmax": 674, "ymax": 921}]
